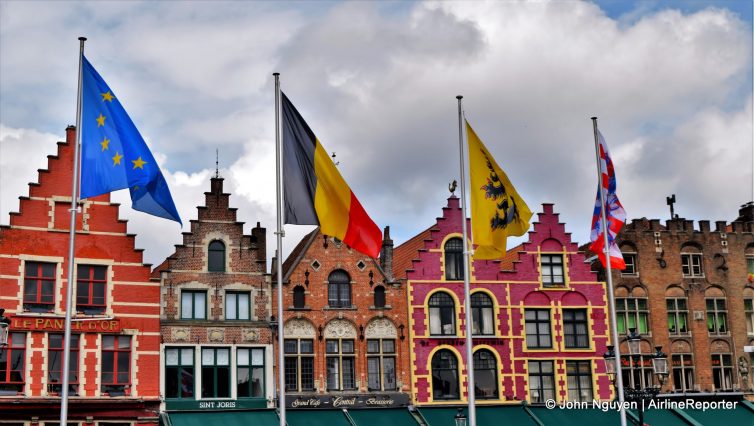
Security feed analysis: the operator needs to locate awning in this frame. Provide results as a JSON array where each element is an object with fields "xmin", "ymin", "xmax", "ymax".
[
  {"xmin": 680, "ymin": 405, "xmax": 754, "ymax": 426},
  {"xmin": 286, "ymin": 409, "xmax": 352, "ymax": 426},
  {"xmin": 163, "ymin": 409, "xmax": 279, "ymax": 426},
  {"xmin": 627, "ymin": 409, "xmax": 692, "ymax": 426},
  {"xmin": 526, "ymin": 406, "xmax": 621, "ymax": 425},
  {"xmin": 346, "ymin": 408, "xmax": 419, "ymax": 426},
  {"xmin": 417, "ymin": 406, "xmax": 539, "ymax": 426}
]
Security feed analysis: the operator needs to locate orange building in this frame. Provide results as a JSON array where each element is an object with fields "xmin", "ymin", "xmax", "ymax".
[{"xmin": 0, "ymin": 126, "xmax": 161, "ymax": 424}]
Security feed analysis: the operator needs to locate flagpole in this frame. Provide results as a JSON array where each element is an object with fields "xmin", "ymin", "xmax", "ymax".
[
  {"xmin": 456, "ymin": 95, "xmax": 476, "ymax": 426},
  {"xmin": 60, "ymin": 36, "xmax": 86, "ymax": 425},
  {"xmin": 591, "ymin": 117, "xmax": 627, "ymax": 426},
  {"xmin": 273, "ymin": 72, "xmax": 286, "ymax": 426}
]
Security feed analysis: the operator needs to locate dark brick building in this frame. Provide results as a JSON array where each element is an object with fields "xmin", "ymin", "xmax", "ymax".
[
  {"xmin": 153, "ymin": 176, "xmax": 273, "ymax": 414},
  {"xmin": 275, "ymin": 227, "xmax": 412, "ymax": 409},
  {"xmin": 597, "ymin": 202, "xmax": 754, "ymax": 394}
]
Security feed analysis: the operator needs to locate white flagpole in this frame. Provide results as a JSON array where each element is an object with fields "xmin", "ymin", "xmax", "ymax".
[
  {"xmin": 273, "ymin": 72, "xmax": 287, "ymax": 426},
  {"xmin": 60, "ymin": 36, "xmax": 86, "ymax": 425},
  {"xmin": 456, "ymin": 96, "xmax": 476, "ymax": 426},
  {"xmin": 591, "ymin": 117, "xmax": 627, "ymax": 426}
]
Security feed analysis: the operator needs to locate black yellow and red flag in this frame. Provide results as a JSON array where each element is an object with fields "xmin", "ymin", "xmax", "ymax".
[
  {"xmin": 467, "ymin": 120, "xmax": 532, "ymax": 259},
  {"xmin": 281, "ymin": 92, "xmax": 382, "ymax": 258}
]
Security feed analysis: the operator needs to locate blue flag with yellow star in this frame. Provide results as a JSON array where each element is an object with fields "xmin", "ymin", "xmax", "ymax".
[{"xmin": 79, "ymin": 56, "xmax": 181, "ymax": 224}]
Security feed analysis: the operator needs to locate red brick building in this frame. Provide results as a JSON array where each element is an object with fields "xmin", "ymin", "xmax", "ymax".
[
  {"xmin": 153, "ymin": 176, "xmax": 274, "ymax": 417},
  {"xmin": 600, "ymin": 202, "xmax": 754, "ymax": 394},
  {"xmin": 394, "ymin": 196, "xmax": 612, "ymax": 405},
  {"xmin": 0, "ymin": 126, "xmax": 161, "ymax": 424},
  {"xmin": 276, "ymin": 227, "xmax": 412, "ymax": 410}
]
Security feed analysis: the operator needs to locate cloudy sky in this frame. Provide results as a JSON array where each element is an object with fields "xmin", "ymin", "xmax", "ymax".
[{"xmin": 1, "ymin": 0, "xmax": 752, "ymax": 268}]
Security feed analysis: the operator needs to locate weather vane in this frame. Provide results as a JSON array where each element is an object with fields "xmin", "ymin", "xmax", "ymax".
[
  {"xmin": 215, "ymin": 149, "xmax": 220, "ymax": 178},
  {"xmin": 331, "ymin": 152, "xmax": 339, "ymax": 166},
  {"xmin": 449, "ymin": 180, "xmax": 457, "ymax": 195}
]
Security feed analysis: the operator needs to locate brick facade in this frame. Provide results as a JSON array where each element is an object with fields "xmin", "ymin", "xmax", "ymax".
[
  {"xmin": 0, "ymin": 126, "xmax": 160, "ymax": 424},
  {"xmin": 276, "ymin": 227, "xmax": 412, "ymax": 408},
  {"xmin": 154, "ymin": 176, "xmax": 273, "ymax": 410},
  {"xmin": 395, "ymin": 197, "xmax": 612, "ymax": 405},
  {"xmin": 602, "ymin": 204, "xmax": 754, "ymax": 394}
]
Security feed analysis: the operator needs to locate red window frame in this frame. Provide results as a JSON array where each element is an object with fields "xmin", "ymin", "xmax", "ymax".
[
  {"xmin": 0, "ymin": 333, "xmax": 27, "ymax": 385},
  {"xmin": 48, "ymin": 334, "xmax": 79, "ymax": 387},
  {"xmin": 101, "ymin": 335, "xmax": 131, "ymax": 389},
  {"xmin": 76, "ymin": 265, "xmax": 107, "ymax": 312},
  {"xmin": 23, "ymin": 261, "xmax": 56, "ymax": 306}
]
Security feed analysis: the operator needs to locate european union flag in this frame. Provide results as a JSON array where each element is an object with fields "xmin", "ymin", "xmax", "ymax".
[{"xmin": 79, "ymin": 56, "xmax": 181, "ymax": 224}]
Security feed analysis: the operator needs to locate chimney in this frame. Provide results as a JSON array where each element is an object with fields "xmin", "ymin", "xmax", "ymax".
[
  {"xmin": 210, "ymin": 177, "xmax": 223, "ymax": 195},
  {"xmin": 65, "ymin": 125, "xmax": 76, "ymax": 144},
  {"xmin": 380, "ymin": 226, "xmax": 394, "ymax": 282},
  {"xmin": 735, "ymin": 202, "xmax": 754, "ymax": 223}
]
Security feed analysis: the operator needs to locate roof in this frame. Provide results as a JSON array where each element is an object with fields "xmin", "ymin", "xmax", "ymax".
[
  {"xmin": 392, "ymin": 225, "xmax": 434, "ymax": 281},
  {"xmin": 499, "ymin": 243, "xmax": 524, "ymax": 271},
  {"xmin": 281, "ymin": 227, "xmax": 320, "ymax": 282}
]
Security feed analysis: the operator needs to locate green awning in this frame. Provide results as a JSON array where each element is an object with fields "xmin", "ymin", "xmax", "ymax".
[
  {"xmin": 164, "ymin": 409, "xmax": 279, "ymax": 426},
  {"xmin": 627, "ymin": 409, "xmax": 690, "ymax": 426},
  {"xmin": 347, "ymin": 408, "xmax": 419, "ymax": 426},
  {"xmin": 286, "ymin": 409, "xmax": 352, "ymax": 426},
  {"xmin": 527, "ymin": 406, "xmax": 621, "ymax": 425},
  {"xmin": 681, "ymin": 406, "xmax": 754, "ymax": 426},
  {"xmin": 417, "ymin": 406, "xmax": 538, "ymax": 426}
]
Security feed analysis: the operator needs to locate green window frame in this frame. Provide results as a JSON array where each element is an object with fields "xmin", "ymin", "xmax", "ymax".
[
  {"xmin": 615, "ymin": 297, "xmax": 649, "ymax": 334},
  {"xmin": 745, "ymin": 298, "xmax": 754, "ymax": 335},
  {"xmin": 165, "ymin": 347, "xmax": 195, "ymax": 399},
  {"xmin": 666, "ymin": 298, "xmax": 688, "ymax": 335},
  {"xmin": 181, "ymin": 290, "xmax": 206, "ymax": 320},
  {"xmin": 225, "ymin": 291, "xmax": 250, "ymax": 321},
  {"xmin": 237, "ymin": 348, "xmax": 265, "ymax": 398},
  {"xmin": 201, "ymin": 347, "xmax": 230, "ymax": 398},
  {"xmin": 706, "ymin": 298, "xmax": 728, "ymax": 334}
]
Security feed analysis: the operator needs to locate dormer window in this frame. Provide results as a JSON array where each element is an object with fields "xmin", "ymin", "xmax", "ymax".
[
  {"xmin": 444, "ymin": 238, "xmax": 464, "ymax": 281},
  {"xmin": 208, "ymin": 240, "xmax": 225, "ymax": 272}
]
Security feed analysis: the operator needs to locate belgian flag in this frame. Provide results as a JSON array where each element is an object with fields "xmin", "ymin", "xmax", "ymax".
[{"xmin": 282, "ymin": 92, "xmax": 382, "ymax": 258}]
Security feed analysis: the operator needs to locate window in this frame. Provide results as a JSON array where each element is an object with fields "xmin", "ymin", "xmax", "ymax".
[
  {"xmin": 429, "ymin": 292, "xmax": 456, "ymax": 336},
  {"xmin": 23, "ymin": 261, "xmax": 55, "ymax": 312},
  {"xmin": 621, "ymin": 253, "xmax": 637, "ymax": 275},
  {"xmin": 471, "ymin": 293, "xmax": 494, "ymax": 335},
  {"xmin": 473, "ymin": 349, "xmax": 498, "ymax": 399},
  {"xmin": 201, "ymin": 348, "xmax": 230, "ymax": 398},
  {"xmin": 541, "ymin": 254, "xmax": 564, "ymax": 287},
  {"xmin": 711, "ymin": 353, "xmax": 733, "ymax": 391},
  {"xmin": 284, "ymin": 339, "xmax": 314, "ymax": 392},
  {"xmin": 165, "ymin": 347, "xmax": 194, "ymax": 399},
  {"xmin": 681, "ymin": 253, "xmax": 703, "ymax": 277},
  {"xmin": 327, "ymin": 270, "xmax": 351, "ymax": 308},
  {"xmin": 671, "ymin": 354, "xmax": 694, "ymax": 392},
  {"xmin": 431, "ymin": 349, "xmax": 459, "ymax": 400},
  {"xmin": 528, "ymin": 360, "xmax": 554, "ymax": 403},
  {"xmin": 615, "ymin": 297, "xmax": 649, "ymax": 334},
  {"xmin": 367, "ymin": 339, "xmax": 396, "ymax": 391},
  {"xmin": 326, "ymin": 339, "xmax": 355, "ymax": 390},
  {"xmin": 746, "ymin": 298, "xmax": 754, "ymax": 335},
  {"xmin": 101, "ymin": 335, "xmax": 130, "ymax": 395},
  {"xmin": 444, "ymin": 238, "xmax": 464, "ymax": 281},
  {"xmin": 563, "ymin": 309, "xmax": 589, "ymax": 348},
  {"xmin": 208, "ymin": 240, "xmax": 225, "ymax": 272},
  {"xmin": 237, "ymin": 348, "xmax": 264, "ymax": 398},
  {"xmin": 706, "ymin": 298, "xmax": 728, "ymax": 334},
  {"xmin": 181, "ymin": 290, "xmax": 206, "ymax": 320},
  {"xmin": 48, "ymin": 334, "xmax": 79, "ymax": 395},
  {"xmin": 0, "ymin": 333, "xmax": 26, "ymax": 394},
  {"xmin": 76, "ymin": 264, "xmax": 107, "ymax": 314},
  {"xmin": 293, "ymin": 286, "xmax": 305, "ymax": 309},
  {"xmin": 667, "ymin": 298, "xmax": 689, "ymax": 335},
  {"xmin": 525, "ymin": 309, "xmax": 551, "ymax": 349},
  {"xmin": 620, "ymin": 355, "xmax": 653, "ymax": 389},
  {"xmin": 373, "ymin": 286, "xmax": 386, "ymax": 308},
  {"xmin": 225, "ymin": 291, "xmax": 250, "ymax": 320},
  {"xmin": 566, "ymin": 360, "xmax": 593, "ymax": 402}
]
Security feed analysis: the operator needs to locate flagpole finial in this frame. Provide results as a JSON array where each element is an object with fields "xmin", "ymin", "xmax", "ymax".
[
  {"xmin": 591, "ymin": 116, "xmax": 598, "ymax": 120},
  {"xmin": 456, "ymin": 95, "xmax": 463, "ymax": 100},
  {"xmin": 273, "ymin": 72, "xmax": 280, "ymax": 76},
  {"xmin": 78, "ymin": 36, "xmax": 87, "ymax": 41}
]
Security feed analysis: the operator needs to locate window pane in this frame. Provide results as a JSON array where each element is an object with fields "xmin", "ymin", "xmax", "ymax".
[
  {"xmin": 226, "ymin": 293, "xmax": 237, "ymax": 319},
  {"xmin": 202, "ymin": 349, "xmax": 214, "ymax": 366},
  {"xmin": 181, "ymin": 348, "xmax": 194, "ymax": 364},
  {"xmin": 195, "ymin": 293, "xmax": 206, "ymax": 318},
  {"xmin": 382, "ymin": 340, "xmax": 395, "ymax": 353},
  {"xmin": 181, "ymin": 293, "xmax": 193, "ymax": 318},
  {"xmin": 237, "ymin": 348, "xmax": 249, "ymax": 366},
  {"xmin": 217, "ymin": 349, "xmax": 230, "ymax": 366},
  {"xmin": 238, "ymin": 293, "xmax": 250, "ymax": 320},
  {"xmin": 251, "ymin": 349, "xmax": 264, "ymax": 366},
  {"xmin": 367, "ymin": 340, "xmax": 379, "ymax": 353},
  {"xmin": 166, "ymin": 349, "xmax": 179, "ymax": 366}
]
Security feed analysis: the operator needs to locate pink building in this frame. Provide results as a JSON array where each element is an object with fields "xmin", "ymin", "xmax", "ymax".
[{"xmin": 394, "ymin": 196, "xmax": 612, "ymax": 405}]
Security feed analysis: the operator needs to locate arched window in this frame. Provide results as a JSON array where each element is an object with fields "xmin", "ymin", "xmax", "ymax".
[
  {"xmin": 444, "ymin": 238, "xmax": 464, "ymax": 281},
  {"xmin": 374, "ymin": 286, "xmax": 386, "ymax": 308},
  {"xmin": 432, "ymin": 349, "xmax": 459, "ymax": 400},
  {"xmin": 328, "ymin": 270, "xmax": 351, "ymax": 308},
  {"xmin": 471, "ymin": 293, "xmax": 494, "ymax": 335},
  {"xmin": 429, "ymin": 292, "xmax": 456, "ymax": 336},
  {"xmin": 474, "ymin": 349, "xmax": 498, "ymax": 399},
  {"xmin": 208, "ymin": 240, "xmax": 225, "ymax": 272},
  {"xmin": 293, "ymin": 286, "xmax": 305, "ymax": 309}
]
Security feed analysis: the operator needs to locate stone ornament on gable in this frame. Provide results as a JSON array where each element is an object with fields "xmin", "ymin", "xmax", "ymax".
[
  {"xmin": 172, "ymin": 328, "xmax": 190, "ymax": 342},
  {"xmin": 208, "ymin": 328, "xmax": 225, "ymax": 342},
  {"xmin": 284, "ymin": 319, "xmax": 315, "ymax": 338},
  {"xmin": 365, "ymin": 318, "xmax": 397, "ymax": 338},
  {"xmin": 324, "ymin": 319, "xmax": 357, "ymax": 338},
  {"xmin": 242, "ymin": 329, "xmax": 259, "ymax": 342}
]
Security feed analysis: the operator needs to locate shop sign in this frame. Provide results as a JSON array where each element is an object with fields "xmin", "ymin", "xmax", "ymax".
[
  {"xmin": 285, "ymin": 393, "xmax": 410, "ymax": 409},
  {"xmin": 10, "ymin": 316, "xmax": 121, "ymax": 333}
]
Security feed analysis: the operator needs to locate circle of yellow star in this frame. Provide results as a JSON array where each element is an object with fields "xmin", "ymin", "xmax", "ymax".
[
  {"xmin": 101, "ymin": 91, "xmax": 114, "ymax": 102},
  {"xmin": 100, "ymin": 137, "xmax": 110, "ymax": 151},
  {"xmin": 112, "ymin": 151, "xmax": 123, "ymax": 166},
  {"xmin": 96, "ymin": 113, "xmax": 106, "ymax": 127},
  {"xmin": 132, "ymin": 156, "xmax": 147, "ymax": 170}
]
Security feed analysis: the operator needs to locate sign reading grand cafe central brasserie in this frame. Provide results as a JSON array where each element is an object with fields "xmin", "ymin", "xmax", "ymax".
[{"xmin": 286, "ymin": 393, "xmax": 411, "ymax": 409}]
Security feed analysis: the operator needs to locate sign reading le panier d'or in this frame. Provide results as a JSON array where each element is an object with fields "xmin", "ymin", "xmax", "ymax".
[
  {"xmin": 286, "ymin": 393, "xmax": 410, "ymax": 409},
  {"xmin": 10, "ymin": 316, "xmax": 121, "ymax": 333}
]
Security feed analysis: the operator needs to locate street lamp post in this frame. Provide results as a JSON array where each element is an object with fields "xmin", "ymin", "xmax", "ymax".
[
  {"xmin": 0, "ymin": 309, "xmax": 10, "ymax": 356},
  {"xmin": 603, "ymin": 329, "xmax": 668, "ymax": 426},
  {"xmin": 454, "ymin": 408, "xmax": 467, "ymax": 426}
]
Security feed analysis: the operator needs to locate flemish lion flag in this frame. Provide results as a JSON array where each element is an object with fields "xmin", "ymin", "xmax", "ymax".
[
  {"xmin": 281, "ymin": 92, "xmax": 382, "ymax": 258},
  {"xmin": 467, "ymin": 121, "xmax": 532, "ymax": 259}
]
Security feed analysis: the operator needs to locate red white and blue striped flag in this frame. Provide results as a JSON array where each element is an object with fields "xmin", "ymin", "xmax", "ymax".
[{"xmin": 589, "ymin": 129, "xmax": 626, "ymax": 270}]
